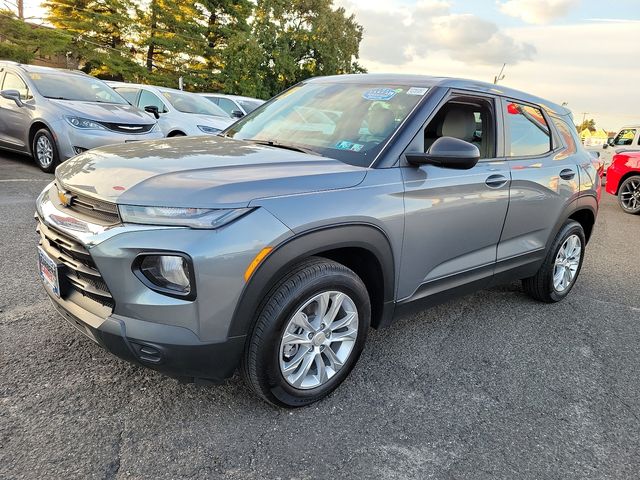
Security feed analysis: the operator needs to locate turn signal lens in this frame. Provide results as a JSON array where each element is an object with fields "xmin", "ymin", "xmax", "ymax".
[{"xmin": 244, "ymin": 247, "xmax": 273, "ymax": 282}]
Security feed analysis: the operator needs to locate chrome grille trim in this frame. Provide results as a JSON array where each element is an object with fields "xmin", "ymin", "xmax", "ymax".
[
  {"xmin": 52, "ymin": 182, "xmax": 121, "ymax": 225},
  {"xmin": 37, "ymin": 217, "xmax": 114, "ymax": 312}
]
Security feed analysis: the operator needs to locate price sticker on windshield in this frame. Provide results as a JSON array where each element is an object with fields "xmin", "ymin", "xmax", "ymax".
[{"xmin": 362, "ymin": 88, "xmax": 398, "ymax": 101}]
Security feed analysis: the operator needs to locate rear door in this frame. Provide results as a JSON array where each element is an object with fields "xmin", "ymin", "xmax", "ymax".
[{"xmin": 496, "ymin": 98, "xmax": 580, "ymax": 276}]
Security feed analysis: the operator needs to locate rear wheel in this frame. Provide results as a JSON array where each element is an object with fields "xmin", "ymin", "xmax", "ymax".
[
  {"xmin": 522, "ymin": 220, "xmax": 585, "ymax": 303},
  {"xmin": 242, "ymin": 257, "xmax": 370, "ymax": 407},
  {"xmin": 32, "ymin": 128, "xmax": 59, "ymax": 173},
  {"xmin": 617, "ymin": 175, "xmax": 640, "ymax": 214}
]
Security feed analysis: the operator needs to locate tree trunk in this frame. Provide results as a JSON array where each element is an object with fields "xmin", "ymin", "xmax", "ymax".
[
  {"xmin": 146, "ymin": 1, "xmax": 158, "ymax": 72},
  {"xmin": 17, "ymin": 0, "xmax": 24, "ymax": 19}
]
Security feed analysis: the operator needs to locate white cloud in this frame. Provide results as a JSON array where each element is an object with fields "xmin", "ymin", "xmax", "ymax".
[
  {"xmin": 498, "ymin": 0, "xmax": 580, "ymax": 24},
  {"xmin": 339, "ymin": 0, "xmax": 535, "ymax": 66}
]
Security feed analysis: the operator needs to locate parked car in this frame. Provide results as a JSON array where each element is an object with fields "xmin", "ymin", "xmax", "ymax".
[
  {"xmin": 109, "ymin": 82, "xmax": 234, "ymax": 137},
  {"xmin": 589, "ymin": 125, "xmax": 640, "ymax": 171},
  {"xmin": 35, "ymin": 74, "xmax": 600, "ymax": 407},
  {"xmin": 199, "ymin": 93, "xmax": 265, "ymax": 118},
  {"xmin": 0, "ymin": 61, "xmax": 163, "ymax": 172},
  {"xmin": 606, "ymin": 151, "xmax": 640, "ymax": 214}
]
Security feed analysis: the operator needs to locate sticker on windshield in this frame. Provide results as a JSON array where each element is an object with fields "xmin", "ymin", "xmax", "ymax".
[
  {"xmin": 335, "ymin": 141, "xmax": 364, "ymax": 152},
  {"xmin": 362, "ymin": 88, "xmax": 398, "ymax": 101},
  {"xmin": 406, "ymin": 87, "xmax": 428, "ymax": 96}
]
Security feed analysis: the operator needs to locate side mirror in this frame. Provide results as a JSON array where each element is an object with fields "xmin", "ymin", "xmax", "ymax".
[
  {"xmin": 406, "ymin": 136, "xmax": 480, "ymax": 170},
  {"xmin": 144, "ymin": 105, "xmax": 160, "ymax": 119},
  {"xmin": 231, "ymin": 109, "xmax": 244, "ymax": 119},
  {"xmin": 602, "ymin": 143, "xmax": 608, "ymax": 149},
  {"xmin": 608, "ymin": 138, "xmax": 615, "ymax": 146},
  {"xmin": 1, "ymin": 89, "xmax": 24, "ymax": 107}
]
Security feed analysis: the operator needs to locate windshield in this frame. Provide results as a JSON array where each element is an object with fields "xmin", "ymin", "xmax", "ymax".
[
  {"xmin": 161, "ymin": 90, "xmax": 229, "ymax": 117},
  {"xmin": 237, "ymin": 99, "xmax": 263, "ymax": 113},
  {"xmin": 225, "ymin": 82, "xmax": 427, "ymax": 166},
  {"xmin": 28, "ymin": 72, "xmax": 127, "ymax": 104}
]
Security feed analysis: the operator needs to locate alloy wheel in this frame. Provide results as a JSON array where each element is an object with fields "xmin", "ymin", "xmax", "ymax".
[
  {"xmin": 35, "ymin": 135, "xmax": 54, "ymax": 168},
  {"xmin": 279, "ymin": 291, "xmax": 358, "ymax": 390},
  {"xmin": 552, "ymin": 234, "xmax": 582, "ymax": 293},
  {"xmin": 620, "ymin": 178, "xmax": 640, "ymax": 211}
]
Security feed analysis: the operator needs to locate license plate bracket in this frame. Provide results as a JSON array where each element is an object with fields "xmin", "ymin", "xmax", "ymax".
[{"xmin": 38, "ymin": 246, "xmax": 66, "ymax": 298}]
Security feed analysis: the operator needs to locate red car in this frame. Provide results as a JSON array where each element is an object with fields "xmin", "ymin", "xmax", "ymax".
[{"xmin": 606, "ymin": 151, "xmax": 640, "ymax": 214}]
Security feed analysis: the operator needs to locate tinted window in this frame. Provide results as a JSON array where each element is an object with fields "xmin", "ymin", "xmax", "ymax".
[
  {"xmin": 218, "ymin": 97, "xmax": 238, "ymax": 115},
  {"xmin": 3, "ymin": 72, "xmax": 31, "ymax": 100},
  {"xmin": 505, "ymin": 102, "xmax": 551, "ymax": 157},
  {"xmin": 28, "ymin": 72, "xmax": 125, "ymax": 103},
  {"xmin": 613, "ymin": 128, "xmax": 636, "ymax": 146},
  {"xmin": 138, "ymin": 90, "xmax": 167, "ymax": 112},
  {"xmin": 114, "ymin": 87, "xmax": 140, "ymax": 105},
  {"xmin": 550, "ymin": 116, "xmax": 578, "ymax": 158}
]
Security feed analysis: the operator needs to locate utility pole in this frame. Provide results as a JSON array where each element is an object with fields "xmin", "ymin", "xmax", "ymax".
[
  {"xmin": 493, "ymin": 63, "xmax": 506, "ymax": 84},
  {"xmin": 581, "ymin": 112, "xmax": 589, "ymax": 124}
]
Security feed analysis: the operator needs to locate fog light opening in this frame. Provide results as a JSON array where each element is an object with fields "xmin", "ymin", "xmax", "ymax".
[{"xmin": 135, "ymin": 253, "xmax": 196, "ymax": 299}]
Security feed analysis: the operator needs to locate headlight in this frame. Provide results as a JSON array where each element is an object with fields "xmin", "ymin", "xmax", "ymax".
[
  {"xmin": 65, "ymin": 116, "xmax": 105, "ymax": 130},
  {"xmin": 118, "ymin": 205, "xmax": 252, "ymax": 229},
  {"xmin": 197, "ymin": 125, "xmax": 222, "ymax": 134},
  {"xmin": 136, "ymin": 254, "xmax": 193, "ymax": 297}
]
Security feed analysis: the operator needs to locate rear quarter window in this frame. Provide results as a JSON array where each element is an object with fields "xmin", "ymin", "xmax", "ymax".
[{"xmin": 504, "ymin": 101, "xmax": 551, "ymax": 157}]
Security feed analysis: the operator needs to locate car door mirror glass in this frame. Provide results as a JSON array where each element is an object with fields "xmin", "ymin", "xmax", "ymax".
[
  {"xmin": 1, "ymin": 89, "xmax": 24, "ymax": 107},
  {"xmin": 406, "ymin": 136, "xmax": 480, "ymax": 169},
  {"xmin": 231, "ymin": 109, "xmax": 244, "ymax": 118}
]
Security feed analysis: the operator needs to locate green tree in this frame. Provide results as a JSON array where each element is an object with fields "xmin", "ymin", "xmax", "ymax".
[
  {"xmin": 0, "ymin": 10, "xmax": 73, "ymax": 64},
  {"xmin": 577, "ymin": 118, "xmax": 596, "ymax": 132},
  {"xmin": 43, "ymin": 0, "xmax": 144, "ymax": 80},
  {"xmin": 220, "ymin": 0, "xmax": 365, "ymax": 98}
]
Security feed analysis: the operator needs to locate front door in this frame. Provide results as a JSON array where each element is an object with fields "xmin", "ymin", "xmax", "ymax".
[
  {"xmin": 398, "ymin": 93, "xmax": 510, "ymax": 301},
  {"xmin": 0, "ymin": 71, "xmax": 32, "ymax": 149}
]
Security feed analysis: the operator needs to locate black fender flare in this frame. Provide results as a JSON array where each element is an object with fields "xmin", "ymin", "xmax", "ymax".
[
  {"xmin": 546, "ymin": 195, "xmax": 597, "ymax": 251},
  {"xmin": 227, "ymin": 223, "xmax": 396, "ymax": 337}
]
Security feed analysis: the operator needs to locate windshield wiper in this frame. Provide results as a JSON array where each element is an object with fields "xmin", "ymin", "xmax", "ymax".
[
  {"xmin": 249, "ymin": 139, "xmax": 323, "ymax": 157},
  {"xmin": 44, "ymin": 95, "xmax": 74, "ymax": 100}
]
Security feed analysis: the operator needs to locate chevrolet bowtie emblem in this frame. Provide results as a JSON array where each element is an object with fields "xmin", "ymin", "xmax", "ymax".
[{"xmin": 58, "ymin": 190, "xmax": 75, "ymax": 207}]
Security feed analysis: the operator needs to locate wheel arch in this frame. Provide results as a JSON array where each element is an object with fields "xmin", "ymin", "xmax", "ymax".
[
  {"xmin": 28, "ymin": 120, "xmax": 53, "ymax": 155},
  {"xmin": 227, "ymin": 223, "xmax": 396, "ymax": 338},
  {"xmin": 167, "ymin": 130, "xmax": 186, "ymax": 137},
  {"xmin": 614, "ymin": 171, "xmax": 640, "ymax": 195}
]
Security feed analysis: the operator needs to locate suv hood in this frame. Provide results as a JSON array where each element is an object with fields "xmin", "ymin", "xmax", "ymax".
[
  {"xmin": 51, "ymin": 99, "xmax": 155, "ymax": 124},
  {"xmin": 56, "ymin": 136, "xmax": 367, "ymax": 208}
]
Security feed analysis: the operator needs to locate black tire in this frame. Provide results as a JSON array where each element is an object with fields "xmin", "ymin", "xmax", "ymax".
[
  {"xmin": 522, "ymin": 220, "xmax": 585, "ymax": 303},
  {"xmin": 617, "ymin": 175, "xmax": 640, "ymax": 214},
  {"xmin": 32, "ymin": 128, "xmax": 59, "ymax": 173},
  {"xmin": 242, "ymin": 257, "xmax": 371, "ymax": 408}
]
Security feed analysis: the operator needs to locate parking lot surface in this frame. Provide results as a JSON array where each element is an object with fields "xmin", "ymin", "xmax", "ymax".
[{"xmin": 1, "ymin": 151, "xmax": 639, "ymax": 479}]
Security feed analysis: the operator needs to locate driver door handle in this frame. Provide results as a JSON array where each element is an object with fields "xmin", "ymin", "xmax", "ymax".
[
  {"xmin": 485, "ymin": 174, "xmax": 508, "ymax": 189},
  {"xmin": 559, "ymin": 168, "xmax": 576, "ymax": 180}
]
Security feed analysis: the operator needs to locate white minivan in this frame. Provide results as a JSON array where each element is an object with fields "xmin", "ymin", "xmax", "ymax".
[{"xmin": 109, "ymin": 83, "xmax": 234, "ymax": 137}]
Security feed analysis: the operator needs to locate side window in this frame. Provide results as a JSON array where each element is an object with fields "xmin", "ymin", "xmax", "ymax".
[
  {"xmin": 612, "ymin": 128, "xmax": 636, "ymax": 146},
  {"xmin": 504, "ymin": 101, "xmax": 551, "ymax": 157},
  {"xmin": 114, "ymin": 87, "xmax": 140, "ymax": 105},
  {"xmin": 423, "ymin": 95, "xmax": 496, "ymax": 159},
  {"xmin": 2, "ymin": 72, "xmax": 32, "ymax": 100},
  {"xmin": 218, "ymin": 98, "xmax": 238, "ymax": 115},
  {"xmin": 138, "ymin": 90, "xmax": 167, "ymax": 112},
  {"xmin": 550, "ymin": 116, "xmax": 578, "ymax": 157}
]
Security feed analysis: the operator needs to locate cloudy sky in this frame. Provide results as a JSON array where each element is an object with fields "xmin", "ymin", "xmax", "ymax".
[
  {"xmin": 24, "ymin": 0, "xmax": 639, "ymax": 130},
  {"xmin": 337, "ymin": 0, "xmax": 640, "ymax": 131}
]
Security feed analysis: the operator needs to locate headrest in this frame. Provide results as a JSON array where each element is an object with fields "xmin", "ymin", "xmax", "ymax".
[{"xmin": 440, "ymin": 109, "xmax": 476, "ymax": 141}]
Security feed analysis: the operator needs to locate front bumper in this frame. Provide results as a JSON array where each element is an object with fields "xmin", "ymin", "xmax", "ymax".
[
  {"xmin": 35, "ymin": 182, "xmax": 293, "ymax": 381},
  {"xmin": 47, "ymin": 289, "xmax": 245, "ymax": 382},
  {"xmin": 52, "ymin": 121, "xmax": 164, "ymax": 160}
]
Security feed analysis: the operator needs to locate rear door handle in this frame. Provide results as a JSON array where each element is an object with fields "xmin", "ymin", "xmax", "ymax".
[
  {"xmin": 485, "ymin": 174, "xmax": 508, "ymax": 189},
  {"xmin": 559, "ymin": 168, "xmax": 575, "ymax": 180}
]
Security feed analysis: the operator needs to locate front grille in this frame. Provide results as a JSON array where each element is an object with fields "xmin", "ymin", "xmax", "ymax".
[
  {"xmin": 37, "ymin": 218, "xmax": 115, "ymax": 312},
  {"xmin": 51, "ymin": 183, "xmax": 120, "ymax": 225},
  {"xmin": 96, "ymin": 121, "xmax": 154, "ymax": 134}
]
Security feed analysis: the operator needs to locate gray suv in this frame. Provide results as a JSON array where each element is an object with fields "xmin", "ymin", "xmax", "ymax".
[
  {"xmin": 0, "ymin": 62, "xmax": 163, "ymax": 172},
  {"xmin": 35, "ymin": 74, "xmax": 601, "ymax": 407}
]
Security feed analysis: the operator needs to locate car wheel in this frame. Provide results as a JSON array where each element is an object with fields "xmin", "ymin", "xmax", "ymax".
[
  {"xmin": 617, "ymin": 175, "xmax": 640, "ymax": 214},
  {"xmin": 242, "ymin": 257, "xmax": 370, "ymax": 407},
  {"xmin": 32, "ymin": 128, "xmax": 59, "ymax": 173},
  {"xmin": 522, "ymin": 220, "xmax": 585, "ymax": 303}
]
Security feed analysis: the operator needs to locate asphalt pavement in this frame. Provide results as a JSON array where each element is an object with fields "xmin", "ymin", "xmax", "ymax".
[{"xmin": 1, "ymin": 151, "xmax": 639, "ymax": 479}]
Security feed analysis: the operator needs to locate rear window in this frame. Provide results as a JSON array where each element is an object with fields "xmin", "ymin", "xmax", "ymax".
[{"xmin": 504, "ymin": 101, "xmax": 551, "ymax": 157}]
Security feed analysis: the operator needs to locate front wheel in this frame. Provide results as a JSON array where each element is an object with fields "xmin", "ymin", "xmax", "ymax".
[
  {"xmin": 617, "ymin": 175, "xmax": 640, "ymax": 214},
  {"xmin": 522, "ymin": 220, "xmax": 585, "ymax": 303},
  {"xmin": 32, "ymin": 128, "xmax": 59, "ymax": 173},
  {"xmin": 242, "ymin": 257, "xmax": 370, "ymax": 407}
]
